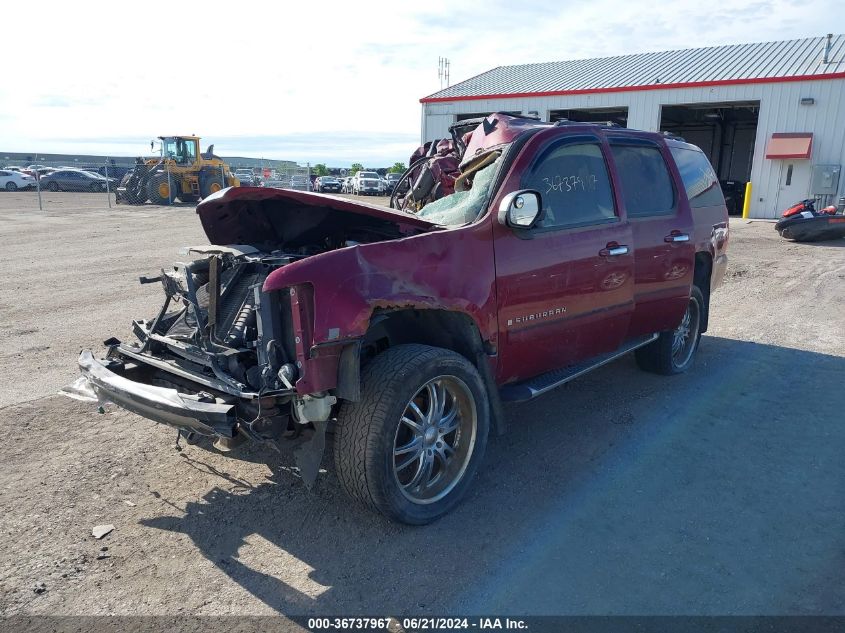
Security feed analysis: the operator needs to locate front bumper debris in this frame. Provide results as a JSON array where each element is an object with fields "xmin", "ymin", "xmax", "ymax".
[{"xmin": 66, "ymin": 350, "xmax": 236, "ymax": 437}]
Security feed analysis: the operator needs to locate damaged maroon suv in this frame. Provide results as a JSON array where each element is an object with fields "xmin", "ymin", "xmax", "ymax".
[{"xmin": 67, "ymin": 114, "xmax": 729, "ymax": 524}]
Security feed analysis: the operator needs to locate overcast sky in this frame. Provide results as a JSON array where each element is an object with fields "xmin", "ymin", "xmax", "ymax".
[{"xmin": 1, "ymin": 0, "xmax": 842, "ymax": 167}]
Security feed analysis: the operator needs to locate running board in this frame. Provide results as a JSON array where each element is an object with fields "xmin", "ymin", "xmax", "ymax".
[{"xmin": 499, "ymin": 334, "xmax": 659, "ymax": 402}]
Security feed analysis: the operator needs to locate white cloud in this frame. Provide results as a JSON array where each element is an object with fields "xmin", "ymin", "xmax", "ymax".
[{"xmin": 0, "ymin": 0, "xmax": 841, "ymax": 166}]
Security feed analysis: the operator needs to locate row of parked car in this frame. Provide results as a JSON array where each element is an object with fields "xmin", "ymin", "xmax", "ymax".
[
  {"xmin": 0, "ymin": 165, "xmax": 119, "ymax": 192},
  {"xmin": 316, "ymin": 172, "xmax": 403, "ymax": 196},
  {"xmin": 231, "ymin": 170, "xmax": 405, "ymax": 197}
]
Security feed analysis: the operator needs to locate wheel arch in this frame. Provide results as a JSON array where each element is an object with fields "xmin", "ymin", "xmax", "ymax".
[{"xmin": 352, "ymin": 308, "xmax": 506, "ymax": 435}]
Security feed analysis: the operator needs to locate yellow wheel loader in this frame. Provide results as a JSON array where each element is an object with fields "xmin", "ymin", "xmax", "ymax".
[{"xmin": 116, "ymin": 136, "xmax": 240, "ymax": 205}]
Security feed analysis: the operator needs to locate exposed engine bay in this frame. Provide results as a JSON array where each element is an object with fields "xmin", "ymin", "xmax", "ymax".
[{"xmin": 63, "ymin": 204, "xmax": 428, "ymax": 461}]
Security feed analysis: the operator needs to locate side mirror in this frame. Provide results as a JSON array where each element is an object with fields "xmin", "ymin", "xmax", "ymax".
[{"xmin": 498, "ymin": 190, "xmax": 542, "ymax": 229}]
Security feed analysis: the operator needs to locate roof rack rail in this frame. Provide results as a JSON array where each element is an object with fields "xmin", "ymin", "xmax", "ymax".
[{"xmin": 555, "ymin": 119, "xmax": 623, "ymax": 128}]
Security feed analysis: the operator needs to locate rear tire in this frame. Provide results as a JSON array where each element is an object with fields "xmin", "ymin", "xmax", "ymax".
[
  {"xmin": 334, "ymin": 344, "xmax": 490, "ymax": 524},
  {"xmin": 635, "ymin": 286, "xmax": 704, "ymax": 375},
  {"xmin": 200, "ymin": 174, "xmax": 224, "ymax": 199}
]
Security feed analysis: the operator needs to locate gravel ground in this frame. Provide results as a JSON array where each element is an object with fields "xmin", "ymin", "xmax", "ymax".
[{"xmin": 0, "ymin": 192, "xmax": 843, "ymax": 617}]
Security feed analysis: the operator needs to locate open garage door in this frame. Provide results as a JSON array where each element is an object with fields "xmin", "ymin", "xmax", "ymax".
[
  {"xmin": 660, "ymin": 102, "xmax": 759, "ymax": 215},
  {"xmin": 549, "ymin": 107, "xmax": 628, "ymax": 127}
]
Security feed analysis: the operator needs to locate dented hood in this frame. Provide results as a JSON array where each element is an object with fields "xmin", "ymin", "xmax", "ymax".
[{"xmin": 196, "ymin": 186, "xmax": 439, "ymax": 246}]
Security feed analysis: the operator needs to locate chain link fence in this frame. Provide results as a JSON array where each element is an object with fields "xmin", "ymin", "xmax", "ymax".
[
  {"xmin": 0, "ymin": 158, "xmax": 134, "ymax": 210},
  {"xmin": 0, "ymin": 153, "xmax": 314, "ymax": 210}
]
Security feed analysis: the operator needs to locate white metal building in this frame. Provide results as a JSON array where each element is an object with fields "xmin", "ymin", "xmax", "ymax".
[{"xmin": 420, "ymin": 35, "xmax": 845, "ymax": 218}]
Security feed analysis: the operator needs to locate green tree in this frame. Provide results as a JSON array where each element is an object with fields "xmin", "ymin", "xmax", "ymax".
[
  {"xmin": 313, "ymin": 163, "xmax": 329, "ymax": 176},
  {"xmin": 388, "ymin": 162, "xmax": 406, "ymax": 174},
  {"xmin": 350, "ymin": 162, "xmax": 364, "ymax": 174}
]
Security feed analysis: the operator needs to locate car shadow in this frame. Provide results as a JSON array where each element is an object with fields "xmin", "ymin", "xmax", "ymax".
[
  {"xmin": 788, "ymin": 238, "xmax": 845, "ymax": 248},
  {"xmin": 140, "ymin": 336, "xmax": 845, "ymax": 615}
]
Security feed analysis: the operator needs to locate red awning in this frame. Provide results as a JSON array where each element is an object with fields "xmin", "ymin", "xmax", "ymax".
[{"xmin": 765, "ymin": 133, "xmax": 813, "ymax": 159}]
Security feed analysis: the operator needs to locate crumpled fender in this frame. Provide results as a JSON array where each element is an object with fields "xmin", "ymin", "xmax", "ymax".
[{"xmin": 263, "ymin": 225, "xmax": 498, "ymax": 393}]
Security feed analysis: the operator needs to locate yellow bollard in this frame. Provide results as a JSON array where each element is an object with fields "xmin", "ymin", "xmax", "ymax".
[{"xmin": 741, "ymin": 182, "xmax": 752, "ymax": 219}]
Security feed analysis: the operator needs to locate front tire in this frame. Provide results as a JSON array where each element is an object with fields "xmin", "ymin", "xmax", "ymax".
[
  {"xmin": 147, "ymin": 173, "xmax": 175, "ymax": 205},
  {"xmin": 6, "ymin": 182, "xmax": 17, "ymax": 191},
  {"xmin": 635, "ymin": 286, "xmax": 704, "ymax": 375},
  {"xmin": 334, "ymin": 344, "xmax": 490, "ymax": 524}
]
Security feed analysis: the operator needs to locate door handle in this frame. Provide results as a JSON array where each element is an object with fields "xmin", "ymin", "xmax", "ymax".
[
  {"xmin": 664, "ymin": 232, "xmax": 690, "ymax": 243},
  {"xmin": 599, "ymin": 243, "xmax": 629, "ymax": 257}
]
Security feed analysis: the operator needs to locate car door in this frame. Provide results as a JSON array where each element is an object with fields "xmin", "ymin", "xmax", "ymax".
[
  {"xmin": 606, "ymin": 137, "xmax": 695, "ymax": 335},
  {"xmin": 54, "ymin": 171, "xmax": 73, "ymax": 190},
  {"xmin": 59, "ymin": 172, "xmax": 76, "ymax": 190},
  {"xmin": 70, "ymin": 172, "xmax": 87, "ymax": 191},
  {"xmin": 0, "ymin": 171, "xmax": 10, "ymax": 188},
  {"xmin": 493, "ymin": 130, "xmax": 634, "ymax": 384}
]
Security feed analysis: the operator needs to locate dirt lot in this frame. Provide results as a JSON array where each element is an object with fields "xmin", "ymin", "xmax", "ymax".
[{"xmin": 0, "ymin": 191, "xmax": 843, "ymax": 617}]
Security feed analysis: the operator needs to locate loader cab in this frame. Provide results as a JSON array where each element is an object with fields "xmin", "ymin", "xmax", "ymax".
[{"xmin": 161, "ymin": 136, "xmax": 199, "ymax": 166}]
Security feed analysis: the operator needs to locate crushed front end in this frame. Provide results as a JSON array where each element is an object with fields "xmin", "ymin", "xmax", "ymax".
[
  {"xmin": 64, "ymin": 186, "xmax": 438, "ymax": 482},
  {"xmin": 68, "ymin": 244, "xmax": 308, "ymax": 447}
]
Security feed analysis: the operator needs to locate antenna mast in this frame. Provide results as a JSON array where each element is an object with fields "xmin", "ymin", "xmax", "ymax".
[{"xmin": 438, "ymin": 57, "xmax": 450, "ymax": 89}]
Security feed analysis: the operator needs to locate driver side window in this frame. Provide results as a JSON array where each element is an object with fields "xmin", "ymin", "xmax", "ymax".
[{"xmin": 523, "ymin": 140, "xmax": 617, "ymax": 230}]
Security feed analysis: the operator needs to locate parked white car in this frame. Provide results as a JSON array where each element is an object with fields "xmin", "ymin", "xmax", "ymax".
[
  {"xmin": 353, "ymin": 171, "xmax": 381, "ymax": 196},
  {"xmin": 0, "ymin": 169, "xmax": 36, "ymax": 191}
]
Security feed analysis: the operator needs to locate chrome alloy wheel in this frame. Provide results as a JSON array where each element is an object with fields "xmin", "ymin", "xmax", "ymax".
[
  {"xmin": 392, "ymin": 376, "xmax": 477, "ymax": 504},
  {"xmin": 671, "ymin": 297, "xmax": 701, "ymax": 367}
]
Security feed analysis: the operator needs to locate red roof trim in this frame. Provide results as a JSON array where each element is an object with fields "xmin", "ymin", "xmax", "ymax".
[{"xmin": 419, "ymin": 72, "xmax": 845, "ymax": 103}]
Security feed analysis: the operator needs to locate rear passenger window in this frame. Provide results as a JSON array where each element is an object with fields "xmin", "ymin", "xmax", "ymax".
[
  {"xmin": 669, "ymin": 146, "xmax": 725, "ymax": 208},
  {"xmin": 523, "ymin": 141, "xmax": 617, "ymax": 230},
  {"xmin": 610, "ymin": 144, "xmax": 675, "ymax": 218}
]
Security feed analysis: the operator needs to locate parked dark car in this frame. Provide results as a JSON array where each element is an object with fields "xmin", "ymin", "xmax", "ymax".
[
  {"xmin": 68, "ymin": 113, "xmax": 728, "ymax": 525},
  {"xmin": 384, "ymin": 172, "xmax": 402, "ymax": 195},
  {"xmin": 315, "ymin": 176, "xmax": 342, "ymax": 193},
  {"xmin": 39, "ymin": 169, "xmax": 117, "ymax": 192}
]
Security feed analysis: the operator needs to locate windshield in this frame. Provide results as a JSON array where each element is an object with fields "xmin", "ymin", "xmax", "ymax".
[
  {"xmin": 416, "ymin": 157, "xmax": 501, "ymax": 227},
  {"xmin": 359, "ymin": 172, "xmax": 378, "ymax": 179}
]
